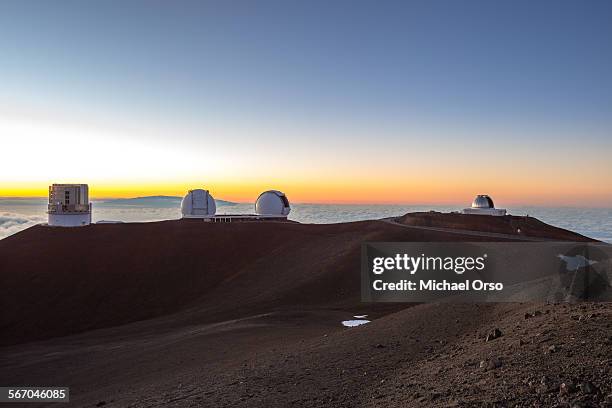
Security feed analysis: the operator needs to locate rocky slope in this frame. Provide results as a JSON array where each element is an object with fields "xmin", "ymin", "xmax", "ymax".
[{"xmin": 0, "ymin": 213, "xmax": 608, "ymax": 407}]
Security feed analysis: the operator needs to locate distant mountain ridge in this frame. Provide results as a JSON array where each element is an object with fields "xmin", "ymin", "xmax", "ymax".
[{"xmin": 98, "ymin": 196, "xmax": 237, "ymax": 207}]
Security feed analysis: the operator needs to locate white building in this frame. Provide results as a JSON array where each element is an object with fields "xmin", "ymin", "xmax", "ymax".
[
  {"xmin": 462, "ymin": 194, "xmax": 506, "ymax": 216},
  {"xmin": 255, "ymin": 190, "xmax": 291, "ymax": 217},
  {"xmin": 48, "ymin": 184, "xmax": 92, "ymax": 226},
  {"xmin": 181, "ymin": 189, "xmax": 217, "ymax": 219},
  {"xmin": 181, "ymin": 188, "xmax": 291, "ymax": 222}
]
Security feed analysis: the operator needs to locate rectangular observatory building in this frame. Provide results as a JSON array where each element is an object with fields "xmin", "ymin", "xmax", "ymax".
[{"xmin": 48, "ymin": 184, "xmax": 92, "ymax": 226}]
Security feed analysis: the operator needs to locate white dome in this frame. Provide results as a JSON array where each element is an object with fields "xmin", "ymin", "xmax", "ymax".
[
  {"xmin": 255, "ymin": 190, "xmax": 290, "ymax": 216},
  {"xmin": 181, "ymin": 189, "xmax": 216, "ymax": 217},
  {"xmin": 471, "ymin": 195, "xmax": 495, "ymax": 209}
]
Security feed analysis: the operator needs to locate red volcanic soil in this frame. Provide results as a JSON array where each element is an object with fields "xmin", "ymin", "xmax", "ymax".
[
  {"xmin": 397, "ymin": 212, "xmax": 594, "ymax": 241},
  {"xmin": 0, "ymin": 214, "xmax": 609, "ymax": 407},
  {"xmin": 0, "ymin": 216, "xmax": 534, "ymax": 346}
]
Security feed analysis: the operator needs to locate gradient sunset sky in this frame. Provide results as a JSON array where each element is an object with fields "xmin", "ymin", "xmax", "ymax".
[{"xmin": 1, "ymin": 1, "xmax": 611, "ymax": 205}]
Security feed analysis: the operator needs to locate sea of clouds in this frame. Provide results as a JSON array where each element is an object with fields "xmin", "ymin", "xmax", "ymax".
[{"xmin": 0, "ymin": 212, "xmax": 47, "ymax": 240}]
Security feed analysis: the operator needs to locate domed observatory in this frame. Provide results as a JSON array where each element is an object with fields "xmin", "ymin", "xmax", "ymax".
[
  {"xmin": 255, "ymin": 190, "xmax": 291, "ymax": 218},
  {"xmin": 48, "ymin": 184, "xmax": 92, "ymax": 227},
  {"xmin": 462, "ymin": 195, "xmax": 506, "ymax": 216},
  {"xmin": 181, "ymin": 189, "xmax": 216, "ymax": 219}
]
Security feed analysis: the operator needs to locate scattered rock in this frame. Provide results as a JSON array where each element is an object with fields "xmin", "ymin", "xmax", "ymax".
[
  {"xmin": 579, "ymin": 381, "xmax": 597, "ymax": 395},
  {"xmin": 480, "ymin": 357, "xmax": 502, "ymax": 370},
  {"xmin": 536, "ymin": 376, "xmax": 557, "ymax": 394},
  {"xmin": 486, "ymin": 328, "xmax": 503, "ymax": 342},
  {"xmin": 487, "ymin": 357, "xmax": 502, "ymax": 370},
  {"xmin": 374, "ymin": 343, "xmax": 385, "ymax": 349},
  {"xmin": 428, "ymin": 392, "xmax": 440, "ymax": 401},
  {"xmin": 547, "ymin": 344, "xmax": 559, "ymax": 353},
  {"xmin": 559, "ymin": 382, "xmax": 576, "ymax": 396},
  {"xmin": 96, "ymin": 402, "xmax": 106, "ymax": 407},
  {"xmin": 525, "ymin": 311, "xmax": 543, "ymax": 319},
  {"xmin": 576, "ymin": 314, "xmax": 598, "ymax": 322}
]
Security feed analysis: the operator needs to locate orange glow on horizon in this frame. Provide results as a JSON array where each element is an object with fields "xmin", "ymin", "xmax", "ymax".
[
  {"xmin": 2, "ymin": 176, "xmax": 611, "ymax": 208},
  {"xmin": 2, "ymin": 106, "xmax": 611, "ymax": 208}
]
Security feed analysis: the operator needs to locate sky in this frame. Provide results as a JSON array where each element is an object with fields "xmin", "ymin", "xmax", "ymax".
[{"xmin": 0, "ymin": 0, "xmax": 611, "ymax": 206}]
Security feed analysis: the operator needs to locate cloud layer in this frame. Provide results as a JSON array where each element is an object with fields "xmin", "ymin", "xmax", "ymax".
[{"xmin": 0, "ymin": 212, "xmax": 46, "ymax": 240}]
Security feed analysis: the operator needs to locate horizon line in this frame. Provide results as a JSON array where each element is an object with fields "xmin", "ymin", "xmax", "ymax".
[{"xmin": 1, "ymin": 195, "xmax": 611, "ymax": 210}]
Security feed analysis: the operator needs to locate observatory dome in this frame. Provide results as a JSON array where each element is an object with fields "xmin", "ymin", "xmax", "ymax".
[
  {"xmin": 471, "ymin": 195, "xmax": 495, "ymax": 209},
  {"xmin": 255, "ymin": 190, "xmax": 290, "ymax": 217},
  {"xmin": 181, "ymin": 189, "xmax": 216, "ymax": 218}
]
